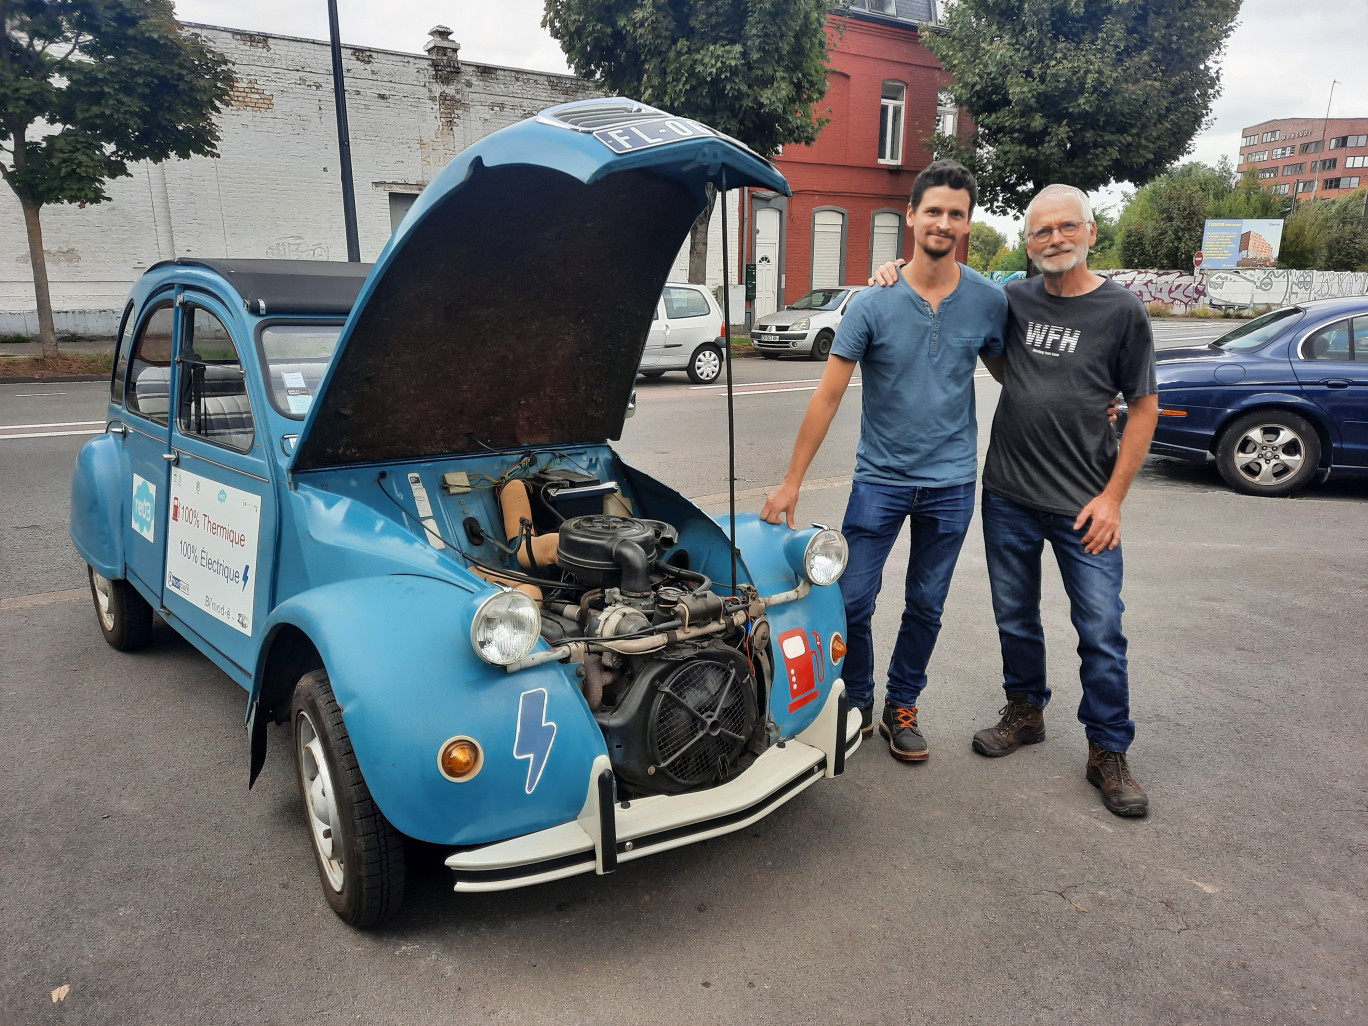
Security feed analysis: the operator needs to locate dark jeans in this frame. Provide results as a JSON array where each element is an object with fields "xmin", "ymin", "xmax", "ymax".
[
  {"xmin": 839, "ymin": 480, "xmax": 975, "ymax": 711},
  {"xmin": 981, "ymin": 490, "xmax": 1134, "ymax": 752}
]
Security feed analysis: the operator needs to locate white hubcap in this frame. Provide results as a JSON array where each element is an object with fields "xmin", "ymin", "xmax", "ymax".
[
  {"xmin": 297, "ymin": 712, "xmax": 345, "ymax": 892},
  {"xmin": 695, "ymin": 349, "xmax": 720, "ymax": 380}
]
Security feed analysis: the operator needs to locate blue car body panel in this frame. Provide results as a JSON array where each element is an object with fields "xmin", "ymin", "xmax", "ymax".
[{"xmin": 70, "ymin": 100, "xmax": 850, "ymax": 860}]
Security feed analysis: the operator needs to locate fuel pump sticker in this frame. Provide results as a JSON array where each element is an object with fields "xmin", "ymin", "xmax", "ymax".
[
  {"xmin": 164, "ymin": 467, "xmax": 262, "ymax": 635},
  {"xmin": 779, "ymin": 627, "xmax": 821, "ymax": 713}
]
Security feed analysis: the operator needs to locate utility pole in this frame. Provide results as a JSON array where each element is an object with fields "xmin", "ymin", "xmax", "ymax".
[{"xmin": 327, "ymin": 0, "xmax": 361, "ymax": 262}]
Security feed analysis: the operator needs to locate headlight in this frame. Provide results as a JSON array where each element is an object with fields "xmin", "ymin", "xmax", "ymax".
[
  {"xmin": 803, "ymin": 529, "xmax": 848, "ymax": 586},
  {"xmin": 470, "ymin": 589, "xmax": 541, "ymax": 665},
  {"xmin": 791, "ymin": 318, "xmax": 810, "ymax": 331}
]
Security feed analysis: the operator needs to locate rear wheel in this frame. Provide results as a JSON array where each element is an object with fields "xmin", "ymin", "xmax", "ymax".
[
  {"xmin": 292, "ymin": 669, "xmax": 406, "ymax": 927},
  {"xmin": 687, "ymin": 344, "xmax": 723, "ymax": 384},
  {"xmin": 639, "ymin": 370, "xmax": 665, "ymax": 380},
  {"xmin": 809, "ymin": 329, "xmax": 834, "ymax": 361},
  {"xmin": 87, "ymin": 566, "xmax": 153, "ymax": 651},
  {"xmin": 1216, "ymin": 410, "xmax": 1321, "ymax": 497}
]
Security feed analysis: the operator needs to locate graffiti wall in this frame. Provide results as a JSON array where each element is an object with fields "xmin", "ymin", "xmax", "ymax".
[{"xmin": 1099, "ymin": 269, "xmax": 1368, "ymax": 311}]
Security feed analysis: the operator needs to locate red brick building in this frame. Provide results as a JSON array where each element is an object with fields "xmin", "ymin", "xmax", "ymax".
[
  {"xmin": 743, "ymin": 0, "xmax": 967, "ymax": 320},
  {"xmin": 1236, "ymin": 117, "xmax": 1368, "ymax": 201}
]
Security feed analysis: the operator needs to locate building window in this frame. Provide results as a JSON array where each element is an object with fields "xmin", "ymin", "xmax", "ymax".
[
  {"xmin": 1297, "ymin": 180, "xmax": 1317, "ymax": 194},
  {"xmin": 1310, "ymin": 158, "xmax": 1337, "ymax": 172},
  {"xmin": 848, "ymin": 0, "xmax": 897, "ymax": 13},
  {"xmin": 1347, "ymin": 155, "xmax": 1367, "ymax": 169},
  {"xmin": 1258, "ymin": 168, "xmax": 1279, "ymax": 179},
  {"xmin": 1300, "ymin": 140, "xmax": 1324, "ymax": 155},
  {"xmin": 811, "ymin": 208, "xmax": 847, "ymax": 289},
  {"xmin": 1271, "ymin": 146, "xmax": 1295, "ymax": 159},
  {"xmin": 1270, "ymin": 184, "xmax": 1290, "ymax": 195},
  {"xmin": 1262, "ymin": 130, "xmax": 1280, "ymax": 142},
  {"xmin": 1240, "ymin": 134, "xmax": 1260, "ymax": 147},
  {"xmin": 879, "ymin": 81, "xmax": 906, "ymax": 164},
  {"xmin": 1283, "ymin": 162, "xmax": 1305, "ymax": 176},
  {"xmin": 936, "ymin": 90, "xmax": 958, "ymax": 137},
  {"xmin": 870, "ymin": 210, "xmax": 902, "ymax": 276},
  {"xmin": 1323, "ymin": 177, "xmax": 1361, "ymax": 190},
  {"xmin": 1329, "ymin": 135, "xmax": 1368, "ymax": 149},
  {"xmin": 1249, "ymin": 150, "xmax": 1268, "ymax": 162}
]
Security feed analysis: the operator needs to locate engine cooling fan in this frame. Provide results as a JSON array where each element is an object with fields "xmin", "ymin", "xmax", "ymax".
[{"xmin": 645, "ymin": 656, "xmax": 758, "ymax": 791}]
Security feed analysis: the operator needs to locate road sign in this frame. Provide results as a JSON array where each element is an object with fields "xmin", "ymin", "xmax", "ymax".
[
  {"xmin": 744, "ymin": 263, "xmax": 756, "ymax": 301},
  {"xmin": 1193, "ymin": 251, "xmax": 1203, "ymax": 268}
]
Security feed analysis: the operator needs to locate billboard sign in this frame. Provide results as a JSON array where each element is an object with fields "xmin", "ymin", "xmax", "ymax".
[{"xmin": 1201, "ymin": 219, "xmax": 1284, "ymax": 269}]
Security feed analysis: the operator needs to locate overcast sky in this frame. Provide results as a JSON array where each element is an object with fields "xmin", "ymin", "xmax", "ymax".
[{"xmin": 173, "ymin": 0, "xmax": 1368, "ymax": 238}]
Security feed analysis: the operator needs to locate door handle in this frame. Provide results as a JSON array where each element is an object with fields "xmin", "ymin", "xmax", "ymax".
[
  {"xmin": 108, "ymin": 423, "xmax": 127, "ymax": 437},
  {"xmin": 1318, "ymin": 378, "xmax": 1351, "ymax": 388},
  {"xmin": 162, "ymin": 451, "xmax": 180, "ymax": 464}
]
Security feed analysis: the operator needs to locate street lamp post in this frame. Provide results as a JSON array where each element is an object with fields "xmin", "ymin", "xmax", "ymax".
[{"xmin": 326, "ymin": 0, "xmax": 361, "ymax": 262}]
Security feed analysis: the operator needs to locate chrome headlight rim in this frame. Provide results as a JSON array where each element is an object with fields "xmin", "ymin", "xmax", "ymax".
[
  {"xmin": 802, "ymin": 528, "xmax": 848, "ymax": 586},
  {"xmin": 470, "ymin": 588, "xmax": 541, "ymax": 666}
]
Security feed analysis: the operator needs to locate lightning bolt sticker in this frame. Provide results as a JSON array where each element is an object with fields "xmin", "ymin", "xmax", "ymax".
[{"xmin": 513, "ymin": 688, "xmax": 557, "ymax": 794}]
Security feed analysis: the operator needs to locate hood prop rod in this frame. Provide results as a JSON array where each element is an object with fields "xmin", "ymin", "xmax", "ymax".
[{"xmin": 719, "ymin": 169, "xmax": 738, "ymax": 595}]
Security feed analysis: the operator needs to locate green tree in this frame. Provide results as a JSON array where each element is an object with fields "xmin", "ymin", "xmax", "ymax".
[
  {"xmin": 1, "ymin": 0, "xmax": 231, "ymax": 356},
  {"xmin": 1089, "ymin": 207, "xmax": 1122, "ymax": 269},
  {"xmin": 924, "ymin": 0, "xmax": 1240, "ymax": 216},
  {"xmin": 543, "ymin": 0, "xmax": 838, "ymax": 282},
  {"xmin": 966, "ymin": 221, "xmax": 1006, "ymax": 272},
  {"xmin": 988, "ymin": 232, "xmax": 1027, "ymax": 274},
  {"xmin": 1279, "ymin": 190, "xmax": 1368, "ymax": 271}
]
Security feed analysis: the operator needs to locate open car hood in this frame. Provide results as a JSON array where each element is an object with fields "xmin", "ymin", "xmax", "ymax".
[{"xmin": 291, "ymin": 99, "xmax": 790, "ymax": 473}]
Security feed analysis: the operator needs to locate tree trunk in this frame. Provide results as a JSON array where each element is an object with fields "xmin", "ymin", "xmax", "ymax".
[
  {"xmin": 687, "ymin": 188, "xmax": 718, "ymax": 285},
  {"xmin": 19, "ymin": 195, "xmax": 59, "ymax": 356}
]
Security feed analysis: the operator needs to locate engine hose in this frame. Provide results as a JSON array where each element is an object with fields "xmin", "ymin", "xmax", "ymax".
[{"xmin": 657, "ymin": 561, "xmax": 713, "ymax": 594}]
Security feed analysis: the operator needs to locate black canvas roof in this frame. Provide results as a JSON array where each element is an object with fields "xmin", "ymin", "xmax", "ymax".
[{"xmin": 152, "ymin": 258, "xmax": 373, "ymax": 316}]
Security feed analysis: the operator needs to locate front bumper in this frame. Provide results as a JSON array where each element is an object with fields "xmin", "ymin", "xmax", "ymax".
[
  {"xmin": 752, "ymin": 330, "xmax": 812, "ymax": 353},
  {"xmin": 446, "ymin": 680, "xmax": 859, "ymax": 892}
]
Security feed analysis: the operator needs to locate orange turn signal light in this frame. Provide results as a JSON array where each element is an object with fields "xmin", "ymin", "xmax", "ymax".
[
  {"xmin": 830, "ymin": 632, "xmax": 847, "ymax": 663},
  {"xmin": 438, "ymin": 737, "xmax": 483, "ymax": 782},
  {"xmin": 1159, "ymin": 409, "xmax": 1188, "ymax": 417}
]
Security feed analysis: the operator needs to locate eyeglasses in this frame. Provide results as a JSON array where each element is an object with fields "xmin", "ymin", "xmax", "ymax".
[{"xmin": 1028, "ymin": 221, "xmax": 1089, "ymax": 244}]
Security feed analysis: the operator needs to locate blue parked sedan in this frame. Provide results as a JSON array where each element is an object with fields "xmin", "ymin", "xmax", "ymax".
[
  {"xmin": 69, "ymin": 98, "xmax": 859, "ymax": 927},
  {"xmin": 1148, "ymin": 297, "xmax": 1368, "ymax": 496}
]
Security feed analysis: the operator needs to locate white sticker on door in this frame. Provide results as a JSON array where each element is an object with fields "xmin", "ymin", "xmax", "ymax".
[
  {"xmin": 131, "ymin": 473, "xmax": 157, "ymax": 542},
  {"xmin": 164, "ymin": 467, "xmax": 262, "ymax": 636}
]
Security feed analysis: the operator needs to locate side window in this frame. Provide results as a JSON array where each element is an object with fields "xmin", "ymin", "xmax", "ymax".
[
  {"xmin": 178, "ymin": 306, "xmax": 255, "ymax": 452},
  {"xmin": 663, "ymin": 287, "xmax": 711, "ymax": 319},
  {"xmin": 1304, "ymin": 319, "xmax": 1352, "ymax": 362},
  {"xmin": 111, "ymin": 301, "xmax": 135, "ymax": 404},
  {"xmin": 1354, "ymin": 316, "xmax": 1368, "ymax": 361},
  {"xmin": 878, "ymin": 81, "xmax": 906, "ymax": 164},
  {"xmin": 127, "ymin": 304, "xmax": 176, "ymax": 424}
]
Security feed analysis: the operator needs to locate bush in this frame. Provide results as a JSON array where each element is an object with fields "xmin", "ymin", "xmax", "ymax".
[{"xmin": 1146, "ymin": 301, "xmax": 1174, "ymax": 317}]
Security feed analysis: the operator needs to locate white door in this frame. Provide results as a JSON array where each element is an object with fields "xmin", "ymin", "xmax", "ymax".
[
  {"xmin": 870, "ymin": 211, "xmax": 901, "ymax": 277},
  {"xmin": 754, "ymin": 207, "xmax": 781, "ymax": 321},
  {"xmin": 812, "ymin": 210, "xmax": 844, "ymax": 289}
]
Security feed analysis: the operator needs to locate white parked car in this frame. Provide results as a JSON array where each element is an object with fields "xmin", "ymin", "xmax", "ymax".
[
  {"xmin": 638, "ymin": 282, "xmax": 727, "ymax": 383},
  {"xmin": 752, "ymin": 286, "xmax": 867, "ymax": 361}
]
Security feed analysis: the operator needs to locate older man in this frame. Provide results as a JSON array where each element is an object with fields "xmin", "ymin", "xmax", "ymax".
[{"xmin": 971, "ymin": 184, "xmax": 1158, "ymax": 817}]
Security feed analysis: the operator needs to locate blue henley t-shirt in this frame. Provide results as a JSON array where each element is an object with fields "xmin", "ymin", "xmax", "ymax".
[{"xmin": 830, "ymin": 264, "xmax": 1007, "ymax": 488}]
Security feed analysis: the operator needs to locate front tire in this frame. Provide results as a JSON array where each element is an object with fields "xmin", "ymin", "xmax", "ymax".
[
  {"xmin": 292, "ymin": 669, "xmax": 406, "ymax": 927},
  {"xmin": 687, "ymin": 343, "xmax": 723, "ymax": 384},
  {"xmin": 639, "ymin": 370, "xmax": 665, "ymax": 380},
  {"xmin": 88, "ymin": 566, "xmax": 153, "ymax": 651},
  {"xmin": 1216, "ymin": 410, "xmax": 1321, "ymax": 497},
  {"xmin": 809, "ymin": 329, "xmax": 834, "ymax": 361}
]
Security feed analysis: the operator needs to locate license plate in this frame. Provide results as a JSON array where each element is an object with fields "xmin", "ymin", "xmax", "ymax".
[{"xmin": 756, "ymin": 334, "xmax": 777, "ymax": 342}]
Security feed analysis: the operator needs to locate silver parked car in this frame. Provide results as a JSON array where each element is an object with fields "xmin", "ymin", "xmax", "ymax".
[
  {"xmin": 752, "ymin": 286, "xmax": 867, "ymax": 361},
  {"xmin": 638, "ymin": 282, "xmax": 727, "ymax": 383}
]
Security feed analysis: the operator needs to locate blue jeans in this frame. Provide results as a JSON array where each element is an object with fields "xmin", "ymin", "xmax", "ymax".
[
  {"xmin": 839, "ymin": 480, "xmax": 975, "ymax": 711},
  {"xmin": 981, "ymin": 490, "xmax": 1134, "ymax": 752}
]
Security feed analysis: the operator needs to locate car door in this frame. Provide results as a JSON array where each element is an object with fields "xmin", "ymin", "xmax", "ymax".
[
  {"xmin": 118, "ymin": 297, "xmax": 177, "ymax": 600},
  {"xmin": 1292, "ymin": 314, "xmax": 1368, "ymax": 466},
  {"xmin": 662, "ymin": 285, "xmax": 715, "ymax": 357},
  {"xmin": 162, "ymin": 297, "xmax": 279, "ymax": 679},
  {"xmin": 640, "ymin": 298, "xmax": 668, "ymax": 370}
]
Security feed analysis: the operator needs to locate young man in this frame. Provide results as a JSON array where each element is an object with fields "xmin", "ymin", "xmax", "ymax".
[
  {"xmin": 759, "ymin": 161, "xmax": 1007, "ymax": 762},
  {"xmin": 972, "ymin": 184, "xmax": 1159, "ymax": 817}
]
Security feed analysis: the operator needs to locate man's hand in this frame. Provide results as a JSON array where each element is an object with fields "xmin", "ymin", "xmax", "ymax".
[
  {"xmin": 1074, "ymin": 492, "xmax": 1123, "ymax": 554},
  {"xmin": 868, "ymin": 259, "xmax": 905, "ymax": 287},
  {"xmin": 1107, "ymin": 394, "xmax": 1121, "ymax": 424},
  {"xmin": 760, "ymin": 480, "xmax": 801, "ymax": 529}
]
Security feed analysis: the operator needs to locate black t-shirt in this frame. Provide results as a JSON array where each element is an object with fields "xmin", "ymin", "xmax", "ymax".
[{"xmin": 983, "ymin": 276, "xmax": 1157, "ymax": 517}]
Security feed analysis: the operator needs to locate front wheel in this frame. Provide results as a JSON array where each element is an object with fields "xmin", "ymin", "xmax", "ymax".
[
  {"xmin": 687, "ymin": 344, "xmax": 723, "ymax": 384},
  {"xmin": 1215, "ymin": 410, "xmax": 1322, "ymax": 497},
  {"xmin": 292, "ymin": 669, "xmax": 406, "ymax": 927},
  {"xmin": 88, "ymin": 566, "xmax": 153, "ymax": 651},
  {"xmin": 809, "ymin": 329, "xmax": 834, "ymax": 361}
]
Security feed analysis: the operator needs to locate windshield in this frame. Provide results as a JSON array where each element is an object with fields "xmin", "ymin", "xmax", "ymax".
[
  {"xmin": 789, "ymin": 289, "xmax": 849, "ymax": 311},
  {"xmin": 1212, "ymin": 307, "xmax": 1302, "ymax": 353},
  {"xmin": 258, "ymin": 323, "xmax": 344, "ymax": 419}
]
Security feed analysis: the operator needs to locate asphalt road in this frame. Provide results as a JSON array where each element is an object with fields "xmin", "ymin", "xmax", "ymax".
[{"xmin": 2, "ymin": 318, "xmax": 1365, "ymax": 1025}]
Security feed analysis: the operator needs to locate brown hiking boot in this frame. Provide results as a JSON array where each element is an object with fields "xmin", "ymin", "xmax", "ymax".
[
  {"xmin": 879, "ymin": 702, "xmax": 928, "ymax": 761},
  {"xmin": 1086, "ymin": 742, "xmax": 1149, "ymax": 818},
  {"xmin": 971, "ymin": 692, "xmax": 1045, "ymax": 757}
]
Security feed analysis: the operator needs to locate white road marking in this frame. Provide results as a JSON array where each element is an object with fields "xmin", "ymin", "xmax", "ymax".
[
  {"xmin": 0, "ymin": 588, "xmax": 88, "ymax": 613},
  {"xmin": 1, "ymin": 420, "xmax": 105, "ymax": 430},
  {"xmin": 0, "ymin": 419, "xmax": 104, "ymax": 440},
  {"xmin": 0, "ymin": 429, "xmax": 103, "ymax": 440},
  {"xmin": 12, "ymin": 392, "xmax": 68, "ymax": 397}
]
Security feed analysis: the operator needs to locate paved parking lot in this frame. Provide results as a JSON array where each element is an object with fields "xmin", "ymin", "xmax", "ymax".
[{"xmin": 1, "ymin": 322, "xmax": 1364, "ymax": 1024}]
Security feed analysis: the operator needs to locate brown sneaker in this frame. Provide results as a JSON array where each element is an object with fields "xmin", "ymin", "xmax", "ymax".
[
  {"xmin": 971, "ymin": 692, "xmax": 1045, "ymax": 757},
  {"xmin": 878, "ymin": 702, "xmax": 929, "ymax": 761},
  {"xmin": 1086, "ymin": 742, "xmax": 1149, "ymax": 817}
]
